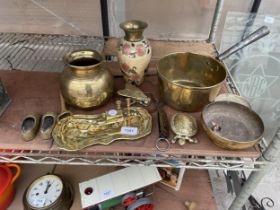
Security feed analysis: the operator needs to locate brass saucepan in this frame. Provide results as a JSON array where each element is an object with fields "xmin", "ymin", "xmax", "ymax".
[{"xmin": 157, "ymin": 26, "xmax": 269, "ymax": 112}]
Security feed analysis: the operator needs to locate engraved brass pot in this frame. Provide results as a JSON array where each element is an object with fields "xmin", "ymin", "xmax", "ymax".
[{"xmin": 60, "ymin": 50, "xmax": 114, "ymax": 109}]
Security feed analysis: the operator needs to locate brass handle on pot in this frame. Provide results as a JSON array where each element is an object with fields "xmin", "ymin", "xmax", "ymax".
[{"xmin": 217, "ymin": 26, "xmax": 270, "ymax": 60}]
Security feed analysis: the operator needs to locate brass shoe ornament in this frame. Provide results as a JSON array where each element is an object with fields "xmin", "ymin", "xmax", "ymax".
[
  {"xmin": 40, "ymin": 112, "xmax": 57, "ymax": 140},
  {"xmin": 117, "ymin": 83, "xmax": 151, "ymax": 106},
  {"xmin": 21, "ymin": 113, "xmax": 41, "ymax": 141}
]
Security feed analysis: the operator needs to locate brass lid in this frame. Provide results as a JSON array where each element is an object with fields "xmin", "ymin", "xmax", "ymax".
[{"xmin": 120, "ymin": 20, "xmax": 148, "ymax": 42}]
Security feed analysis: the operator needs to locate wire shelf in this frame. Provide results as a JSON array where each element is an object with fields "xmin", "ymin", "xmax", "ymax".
[
  {"xmin": 0, "ymin": 33, "xmax": 269, "ymax": 171},
  {"xmin": 0, "ymin": 33, "xmax": 104, "ymax": 71},
  {"xmin": 0, "ymin": 149, "xmax": 266, "ymax": 171}
]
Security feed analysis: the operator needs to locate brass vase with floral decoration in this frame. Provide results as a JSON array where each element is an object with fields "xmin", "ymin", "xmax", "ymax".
[
  {"xmin": 117, "ymin": 20, "xmax": 152, "ymax": 86},
  {"xmin": 60, "ymin": 49, "xmax": 114, "ymax": 109}
]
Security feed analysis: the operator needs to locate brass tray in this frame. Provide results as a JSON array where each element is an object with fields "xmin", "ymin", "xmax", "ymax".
[{"xmin": 52, "ymin": 107, "xmax": 152, "ymax": 151}]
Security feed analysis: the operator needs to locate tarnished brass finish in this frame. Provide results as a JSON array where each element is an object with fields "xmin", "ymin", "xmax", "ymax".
[
  {"xmin": 117, "ymin": 83, "xmax": 151, "ymax": 106},
  {"xmin": 157, "ymin": 52, "xmax": 227, "ymax": 112},
  {"xmin": 60, "ymin": 49, "xmax": 114, "ymax": 109},
  {"xmin": 52, "ymin": 106, "xmax": 152, "ymax": 151},
  {"xmin": 170, "ymin": 113, "xmax": 198, "ymax": 145},
  {"xmin": 201, "ymin": 101, "xmax": 264, "ymax": 150},
  {"xmin": 120, "ymin": 20, "xmax": 147, "ymax": 42}
]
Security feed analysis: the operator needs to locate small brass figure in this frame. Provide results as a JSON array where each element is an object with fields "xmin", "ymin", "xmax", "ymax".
[{"xmin": 170, "ymin": 113, "xmax": 198, "ymax": 146}]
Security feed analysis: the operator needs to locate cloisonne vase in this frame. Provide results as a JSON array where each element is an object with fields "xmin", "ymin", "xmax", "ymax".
[{"xmin": 117, "ymin": 20, "xmax": 152, "ymax": 86}]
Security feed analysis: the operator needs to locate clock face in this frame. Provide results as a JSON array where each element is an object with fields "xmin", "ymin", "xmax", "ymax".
[{"xmin": 26, "ymin": 175, "xmax": 63, "ymax": 208}]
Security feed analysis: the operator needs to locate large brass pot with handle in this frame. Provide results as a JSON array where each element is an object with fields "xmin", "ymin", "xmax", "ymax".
[
  {"xmin": 158, "ymin": 52, "xmax": 227, "ymax": 112},
  {"xmin": 157, "ymin": 26, "xmax": 269, "ymax": 112},
  {"xmin": 60, "ymin": 49, "xmax": 114, "ymax": 109}
]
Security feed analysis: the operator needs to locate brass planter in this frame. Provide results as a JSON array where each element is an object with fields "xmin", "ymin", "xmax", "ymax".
[{"xmin": 60, "ymin": 50, "xmax": 114, "ymax": 109}]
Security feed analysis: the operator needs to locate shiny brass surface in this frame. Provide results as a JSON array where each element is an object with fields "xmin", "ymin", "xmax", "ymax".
[
  {"xmin": 201, "ymin": 101, "xmax": 264, "ymax": 150},
  {"xmin": 157, "ymin": 52, "xmax": 227, "ymax": 112},
  {"xmin": 60, "ymin": 49, "xmax": 114, "ymax": 109},
  {"xmin": 120, "ymin": 20, "xmax": 148, "ymax": 42},
  {"xmin": 117, "ymin": 83, "xmax": 151, "ymax": 106},
  {"xmin": 52, "ymin": 106, "xmax": 152, "ymax": 151},
  {"xmin": 170, "ymin": 113, "xmax": 198, "ymax": 145}
]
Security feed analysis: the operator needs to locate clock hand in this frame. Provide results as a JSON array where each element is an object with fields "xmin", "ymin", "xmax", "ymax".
[{"xmin": 44, "ymin": 181, "xmax": 52, "ymax": 194}]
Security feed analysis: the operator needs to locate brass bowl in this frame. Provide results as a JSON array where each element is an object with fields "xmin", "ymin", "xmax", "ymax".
[
  {"xmin": 157, "ymin": 52, "xmax": 227, "ymax": 112},
  {"xmin": 201, "ymin": 101, "xmax": 264, "ymax": 150}
]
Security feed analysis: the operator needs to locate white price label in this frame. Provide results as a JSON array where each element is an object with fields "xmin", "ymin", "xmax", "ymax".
[
  {"xmin": 33, "ymin": 198, "xmax": 46, "ymax": 206},
  {"xmin": 264, "ymin": 16, "xmax": 274, "ymax": 24},
  {"xmin": 101, "ymin": 189, "xmax": 114, "ymax": 200},
  {"xmin": 107, "ymin": 109, "xmax": 118, "ymax": 116},
  {"xmin": 120, "ymin": 127, "xmax": 138, "ymax": 136}
]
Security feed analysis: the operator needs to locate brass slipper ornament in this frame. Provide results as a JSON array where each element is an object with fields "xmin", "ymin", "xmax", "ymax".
[
  {"xmin": 170, "ymin": 113, "xmax": 198, "ymax": 146},
  {"xmin": 117, "ymin": 83, "xmax": 151, "ymax": 106},
  {"xmin": 21, "ymin": 113, "xmax": 41, "ymax": 141}
]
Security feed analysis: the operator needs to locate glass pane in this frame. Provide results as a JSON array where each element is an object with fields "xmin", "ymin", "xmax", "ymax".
[
  {"xmin": 109, "ymin": 0, "xmax": 218, "ymax": 40},
  {"xmin": 0, "ymin": 0, "xmax": 102, "ymax": 36},
  {"xmin": 108, "ymin": 0, "xmax": 254, "ymax": 41},
  {"xmin": 220, "ymin": 12, "xmax": 280, "ymax": 143}
]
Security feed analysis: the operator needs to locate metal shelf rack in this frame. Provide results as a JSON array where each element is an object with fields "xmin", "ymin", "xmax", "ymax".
[
  {"xmin": 0, "ymin": 149, "xmax": 266, "ymax": 171},
  {"xmin": 0, "ymin": 1, "xmax": 275, "ymax": 209}
]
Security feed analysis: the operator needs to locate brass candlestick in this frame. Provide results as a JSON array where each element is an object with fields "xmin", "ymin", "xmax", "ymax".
[
  {"xmin": 126, "ymin": 98, "xmax": 131, "ymax": 126},
  {"xmin": 116, "ymin": 100, "xmax": 122, "ymax": 110}
]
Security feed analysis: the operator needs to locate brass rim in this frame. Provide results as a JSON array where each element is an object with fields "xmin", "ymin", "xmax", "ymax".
[
  {"xmin": 63, "ymin": 49, "xmax": 103, "ymax": 69},
  {"xmin": 120, "ymin": 20, "xmax": 148, "ymax": 31},
  {"xmin": 157, "ymin": 52, "xmax": 228, "ymax": 90}
]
